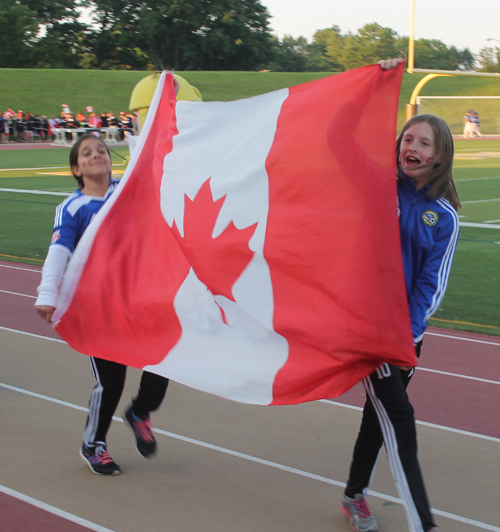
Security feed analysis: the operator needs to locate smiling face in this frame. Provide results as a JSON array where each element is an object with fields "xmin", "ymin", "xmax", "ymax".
[
  {"xmin": 399, "ymin": 121, "xmax": 437, "ymax": 185},
  {"xmin": 71, "ymin": 137, "xmax": 112, "ymax": 184}
]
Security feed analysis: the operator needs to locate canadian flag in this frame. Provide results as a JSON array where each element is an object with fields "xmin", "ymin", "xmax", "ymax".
[{"xmin": 54, "ymin": 63, "xmax": 416, "ymax": 405}]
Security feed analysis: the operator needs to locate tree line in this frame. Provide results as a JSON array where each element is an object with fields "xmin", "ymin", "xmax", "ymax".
[{"xmin": 1, "ymin": 0, "xmax": 496, "ymax": 72}]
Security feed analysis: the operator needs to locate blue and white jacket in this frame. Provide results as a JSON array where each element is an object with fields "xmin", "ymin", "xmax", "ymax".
[
  {"xmin": 398, "ymin": 175, "xmax": 460, "ymax": 343},
  {"xmin": 51, "ymin": 179, "xmax": 120, "ymax": 253},
  {"xmin": 36, "ymin": 179, "xmax": 120, "ymax": 308}
]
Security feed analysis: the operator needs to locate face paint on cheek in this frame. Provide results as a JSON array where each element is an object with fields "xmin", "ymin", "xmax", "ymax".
[{"xmin": 81, "ymin": 161, "xmax": 86, "ymax": 167}]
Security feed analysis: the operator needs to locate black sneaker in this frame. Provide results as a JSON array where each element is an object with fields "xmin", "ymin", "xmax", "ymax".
[
  {"xmin": 123, "ymin": 406, "xmax": 157, "ymax": 458},
  {"xmin": 80, "ymin": 443, "xmax": 121, "ymax": 475}
]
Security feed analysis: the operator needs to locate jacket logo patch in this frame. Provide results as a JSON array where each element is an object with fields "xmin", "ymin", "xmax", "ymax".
[{"xmin": 422, "ymin": 210, "xmax": 438, "ymax": 227}]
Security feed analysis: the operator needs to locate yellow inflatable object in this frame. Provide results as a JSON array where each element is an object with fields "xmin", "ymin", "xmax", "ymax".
[{"xmin": 129, "ymin": 72, "xmax": 202, "ymax": 131}]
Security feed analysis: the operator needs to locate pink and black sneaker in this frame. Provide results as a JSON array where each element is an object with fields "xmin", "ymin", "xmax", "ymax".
[
  {"xmin": 80, "ymin": 443, "xmax": 121, "ymax": 475},
  {"xmin": 123, "ymin": 406, "xmax": 157, "ymax": 458}
]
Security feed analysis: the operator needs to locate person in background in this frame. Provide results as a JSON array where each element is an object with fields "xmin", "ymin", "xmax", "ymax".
[
  {"xmin": 34, "ymin": 114, "xmax": 43, "ymax": 141},
  {"xmin": 470, "ymin": 111, "xmax": 482, "ymax": 137},
  {"xmin": 463, "ymin": 109, "xmax": 473, "ymax": 138},
  {"xmin": 7, "ymin": 113, "xmax": 15, "ymax": 141},
  {"xmin": 0, "ymin": 112, "xmax": 6, "ymax": 143},
  {"xmin": 89, "ymin": 112, "xmax": 102, "ymax": 137},
  {"xmin": 100, "ymin": 112, "xmax": 109, "ymax": 128},
  {"xmin": 99, "ymin": 112, "xmax": 109, "ymax": 141},
  {"xmin": 24, "ymin": 113, "xmax": 35, "ymax": 142},
  {"xmin": 76, "ymin": 111, "xmax": 88, "ymax": 124},
  {"xmin": 107, "ymin": 111, "xmax": 118, "ymax": 127},
  {"xmin": 41, "ymin": 116, "xmax": 48, "ymax": 141},
  {"xmin": 16, "ymin": 111, "xmax": 24, "ymax": 141},
  {"xmin": 48, "ymin": 115, "xmax": 59, "ymax": 140}
]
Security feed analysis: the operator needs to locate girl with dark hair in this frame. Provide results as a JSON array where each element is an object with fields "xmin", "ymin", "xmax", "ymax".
[{"xmin": 35, "ymin": 133, "xmax": 169, "ymax": 476}]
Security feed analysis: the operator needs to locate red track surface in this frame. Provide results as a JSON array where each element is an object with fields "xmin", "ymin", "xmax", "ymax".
[{"xmin": 0, "ymin": 492, "xmax": 96, "ymax": 532}]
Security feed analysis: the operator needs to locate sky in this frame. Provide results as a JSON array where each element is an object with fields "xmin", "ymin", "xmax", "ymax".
[{"xmin": 260, "ymin": 0, "xmax": 499, "ymax": 55}]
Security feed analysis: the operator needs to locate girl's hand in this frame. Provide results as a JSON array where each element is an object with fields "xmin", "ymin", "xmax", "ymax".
[
  {"xmin": 378, "ymin": 57, "xmax": 405, "ymax": 70},
  {"xmin": 35, "ymin": 305, "xmax": 56, "ymax": 323}
]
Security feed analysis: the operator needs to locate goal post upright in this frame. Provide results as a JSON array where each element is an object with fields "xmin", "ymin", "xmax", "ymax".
[{"xmin": 406, "ymin": 0, "xmax": 500, "ymax": 123}]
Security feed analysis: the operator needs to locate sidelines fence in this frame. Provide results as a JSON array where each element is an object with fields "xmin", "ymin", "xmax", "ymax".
[{"xmin": 52, "ymin": 127, "xmax": 133, "ymax": 146}]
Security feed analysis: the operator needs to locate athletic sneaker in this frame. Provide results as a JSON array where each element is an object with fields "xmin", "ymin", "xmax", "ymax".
[
  {"xmin": 341, "ymin": 494, "xmax": 379, "ymax": 532},
  {"xmin": 123, "ymin": 405, "xmax": 157, "ymax": 458},
  {"xmin": 80, "ymin": 443, "xmax": 121, "ymax": 475}
]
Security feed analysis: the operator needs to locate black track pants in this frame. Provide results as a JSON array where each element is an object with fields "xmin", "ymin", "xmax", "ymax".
[
  {"xmin": 83, "ymin": 357, "xmax": 169, "ymax": 446},
  {"xmin": 344, "ymin": 360, "xmax": 436, "ymax": 532}
]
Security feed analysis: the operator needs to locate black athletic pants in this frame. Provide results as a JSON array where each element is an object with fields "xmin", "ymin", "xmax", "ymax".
[
  {"xmin": 344, "ymin": 342, "xmax": 436, "ymax": 532},
  {"xmin": 83, "ymin": 357, "xmax": 169, "ymax": 446}
]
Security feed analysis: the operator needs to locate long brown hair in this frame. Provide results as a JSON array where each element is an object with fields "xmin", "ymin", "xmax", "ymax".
[{"xmin": 396, "ymin": 114, "xmax": 461, "ymax": 210}]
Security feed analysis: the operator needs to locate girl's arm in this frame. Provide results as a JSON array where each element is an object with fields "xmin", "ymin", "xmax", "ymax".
[
  {"xmin": 35, "ymin": 244, "xmax": 72, "ymax": 322},
  {"xmin": 409, "ymin": 206, "xmax": 460, "ymax": 342}
]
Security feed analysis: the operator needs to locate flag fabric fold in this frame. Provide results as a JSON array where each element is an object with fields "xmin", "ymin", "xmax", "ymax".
[{"xmin": 54, "ymin": 63, "xmax": 415, "ymax": 405}]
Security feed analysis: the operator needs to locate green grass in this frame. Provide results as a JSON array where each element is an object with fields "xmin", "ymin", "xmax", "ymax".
[
  {"xmin": 432, "ymin": 226, "xmax": 500, "ymax": 336},
  {"xmin": 2, "ymin": 68, "xmax": 500, "ymax": 131},
  {"xmin": 431, "ymin": 149, "xmax": 500, "ymax": 335},
  {"xmin": 420, "ymin": 97, "xmax": 500, "ymax": 135},
  {"xmin": 0, "ymin": 147, "xmax": 129, "ymax": 263},
  {"xmin": 1, "ymin": 140, "xmax": 499, "ymax": 336},
  {"xmin": 0, "ymin": 192, "xmax": 57, "ymax": 262},
  {"xmin": 426, "ymin": 150, "xmax": 500, "ymax": 335},
  {"xmin": 0, "ymin": 145, "xmax": 129, "ymax": 172}
]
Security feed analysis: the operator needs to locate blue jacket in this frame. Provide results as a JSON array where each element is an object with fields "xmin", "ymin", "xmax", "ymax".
[
  {"xmin": 51, "ymin": 179, "xmax": 120, "ymax": 253},
  {"xmin": 398, "ymin": 175, "xmax": 460, "ymax": 342}
]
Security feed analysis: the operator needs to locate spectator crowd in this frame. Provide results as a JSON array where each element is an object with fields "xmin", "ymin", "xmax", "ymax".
[{"xmin": 0, "ymin": 108, "xmax": 136, "ymax": 143}]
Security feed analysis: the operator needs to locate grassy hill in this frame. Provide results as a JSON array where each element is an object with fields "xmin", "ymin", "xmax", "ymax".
[{"xmin": 1, "ymin": 68, "xmax": 500, "ymax": 130}]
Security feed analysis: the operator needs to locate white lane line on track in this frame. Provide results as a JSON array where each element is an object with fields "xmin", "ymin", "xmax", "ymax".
[
  {"xmin": 0, "ymin": 188, "xmax": 70, "ymax": 196},
  {"xmin": 2, "ymin": 325, "xmax": 500, "ymax": 445},
  {"xmin": 0, "ymin": 289, "xmax": 36, "ymax": 298},
  {"xmin": 0, "ymin": 485, "xmax": 115, "ymax": 532},
  {"xmin": 0, "ymin": 326, "xmax": 64, "ymax": 343},
  {"xmin": 321, "ymin": 399, "xmax": 500, "ymax": 444},
  {"xmin": 0, "ymin": 322, "xmax": 500, "ymax": 392},
  {"xmin": 455, "ymin": 176, "xmax": 500, "ymax": 182},
  {"xmin": 2, "ymin": 324, "xmax": 500, "ymax": 391},
  {"xmin": 0, "ymin": 263, "xmax": 41, "ymax": 272},
  {"xmin": 417, "ymin": 367, "xmax": 500, "ymax": 386},
  {"xmin": 461, "ymin": 198, "xmax": 500, "ymax": 204},
  {"xmin": 460, "ymin": 222, "xmax": 500, "ymax": 229},
  {"xmin": 0, "ymin": 166, "xmax": 68, "ymax": 172},
  {"xmin": 3, "ymin": 324, "xmax": 499, "ymax": 348},
  {"xmin": 0, "ymin": 164, "xmax": 123, "ymax": 172},
  {"xmin": 426, "ymin": 331, "xmax": 500, "ymax": 347},
  {"xmin": 0, "ymin": 382, "xmax": 499, "ymax": 531}
]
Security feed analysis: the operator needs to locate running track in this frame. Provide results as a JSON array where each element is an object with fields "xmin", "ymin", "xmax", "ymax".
[
  {"xmin": 1, "ymin": 258, "xmax": 500, "ymax": 532},
  {"xmin": 3, "ymin": 259, "xmax": 499, "ymax": 438}
]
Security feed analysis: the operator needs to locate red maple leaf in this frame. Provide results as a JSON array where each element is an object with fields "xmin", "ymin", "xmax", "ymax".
[{"xmin": 171, "ymin": 179, "xmax": 257, "ymax": 302}]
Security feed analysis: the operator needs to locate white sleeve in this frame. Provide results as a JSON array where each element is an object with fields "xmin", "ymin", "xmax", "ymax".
[{"xmin": 35, "ymin": 244, "xmax": 72, "ymax": 307}]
